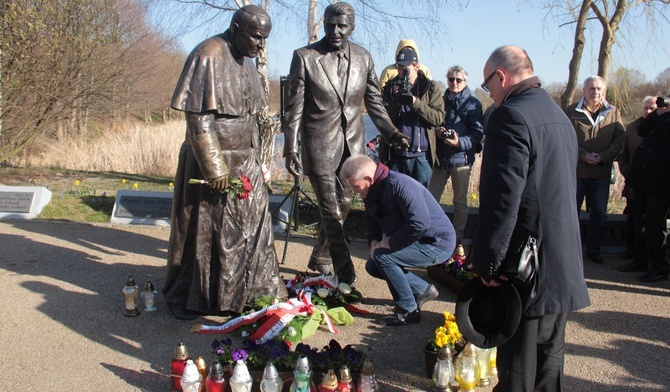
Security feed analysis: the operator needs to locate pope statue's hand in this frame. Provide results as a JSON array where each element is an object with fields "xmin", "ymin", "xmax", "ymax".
[
  {"xmin": 390, "ymin": 131, "xmax": 410, "ymax": 151},
  {"xmin": 285, "ymin": 153, "xmax": 302, "ymax": 177},
  {"xmin": 209, "ymin": 175, "xmax": 229, "ymax": 190}
]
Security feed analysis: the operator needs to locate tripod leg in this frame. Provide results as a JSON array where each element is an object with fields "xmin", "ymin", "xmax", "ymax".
[{"xmin": 280, "ymin": 186, "xmax": 301, "ymax": 264}]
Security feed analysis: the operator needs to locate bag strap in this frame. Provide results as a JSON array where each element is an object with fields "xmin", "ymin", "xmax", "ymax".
[{"xmin": 528, "ymin": 237, "xmax": 539, "ymax": 299}]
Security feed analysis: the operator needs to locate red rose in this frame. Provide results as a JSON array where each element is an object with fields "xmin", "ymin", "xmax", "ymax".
[
  {"xmin": 241, "ymin": 176, "xmax": 253, "ymax": 192},
  {"xmin": 237, "ymin": 192, "xmax": 249, "ymax": 200}
]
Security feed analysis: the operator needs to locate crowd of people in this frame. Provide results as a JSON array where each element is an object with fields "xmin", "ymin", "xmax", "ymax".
[{"xmin": 163, "ymin": 3, "xmax": 668, "ymax": 391}]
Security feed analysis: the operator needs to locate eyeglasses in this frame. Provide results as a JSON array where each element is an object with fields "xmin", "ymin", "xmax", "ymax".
[
  {"xmin": 481, "ymin": 70, "xmax": 497, "ymax": 92},
  {"xmin": 448, "ymin": 77, "xmax": 464, "ymax": 83}
]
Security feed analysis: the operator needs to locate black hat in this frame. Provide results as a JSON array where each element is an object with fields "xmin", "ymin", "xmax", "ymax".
[
  {"xmin": 455, "ymin": 279, "xmax": 522, "ymax": 349},
  {"xmin": 396, "ymin": 48, "xmax": 418, "ymax": 66}
]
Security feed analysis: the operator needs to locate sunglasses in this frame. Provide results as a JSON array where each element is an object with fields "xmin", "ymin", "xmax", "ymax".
[
  {"xmin": 481, "ymin": 70, "xmax": 497, "ymax": 92},
  {"xmin": 448, "ymin": 77, "xmax": 464, "ymax": 83}
]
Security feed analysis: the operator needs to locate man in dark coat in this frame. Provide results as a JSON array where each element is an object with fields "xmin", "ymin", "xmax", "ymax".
[
  {"xmin": 625, "ymin": 97, "xmax": 670, "ymax": 283},
  {"xmin": 616, "ymin": 96, "xmax": 657, "ymax": 269},
  {"xmin": 340, "ymin": 154, "xmax": 456, "ymax": 325},
  {"xmin": 471, "ymin": 45, "xmax": 590, "ymax": 391},
  {"xmin": 164, "ymin": 5, "xmax": 287, "ymax": 319},
  {"xmin": 283, "ymin": 2, "xmax": 408, "ymax": 284}
]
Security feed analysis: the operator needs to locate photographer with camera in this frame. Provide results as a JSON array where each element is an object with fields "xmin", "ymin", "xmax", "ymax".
[
  {"xmin": 380, "ymin": 47, "xmax": 444, "ymax": 187},
  {"xmin": 625, "ymin": 95, "xmax": 670, "ymax": 283},
  {"xmin": 428, "ymin": 65, "xmax": 484, "ymax": 244}
]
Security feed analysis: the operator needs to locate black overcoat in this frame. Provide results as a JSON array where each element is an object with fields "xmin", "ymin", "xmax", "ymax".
[{"xmin": 471, "ymin": 77, "xmax": 591, "ymax": 317}]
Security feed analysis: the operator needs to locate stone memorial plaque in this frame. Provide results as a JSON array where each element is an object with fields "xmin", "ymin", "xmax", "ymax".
[
  {"xmin": 111, "ymin": 190, "xmax": 173, "ymax": 226},
  {"xmin": 269, "ymin": 194, "xmax": 293, "ymax": 233},
  {"xmin": 0, "ymin": 186, "xmax": 52, "ymax": 219}
]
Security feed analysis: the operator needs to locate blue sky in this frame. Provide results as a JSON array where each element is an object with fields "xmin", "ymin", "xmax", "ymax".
[{"xmin": 176, "ymin": 1, "xmax": 670, "ymax": 90}]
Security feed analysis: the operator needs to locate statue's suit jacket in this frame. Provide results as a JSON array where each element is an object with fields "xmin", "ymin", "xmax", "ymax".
[{"xmin": 283, "ymin": 38, "xmax": 397, "ymax": 176}]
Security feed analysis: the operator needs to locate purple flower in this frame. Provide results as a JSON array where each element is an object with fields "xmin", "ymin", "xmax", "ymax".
[{"xmin": 232, "ymin": 349, "xmax": 247, "ymax": 362}]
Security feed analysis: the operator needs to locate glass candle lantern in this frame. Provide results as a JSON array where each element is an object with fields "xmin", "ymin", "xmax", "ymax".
[
  {"xmin": 454, "ymin": 343, "xmax": 479, "ymax": 392},
  {"xmin": 229, "ymin": 360, "xmax": 253, "ymax": 392},
  {"xmin": 317, "ymin": 369, "xmax": 338, "ymax": 392},
  {"xmin": 194, "ymin": 356, "xmax": 207, "ymax": 392},
  {"xmin": 356, "ymin": 358, "xmax": 378, "ymax": 392},
  {"xmin": 290, "ymin": 356, "xmax": 316, "ymax": 392},
  {"xmin": 260, "ymin": 361, "xmax": 284, "ymax": 392},
  {"xmin": 122, "ymin": 275, "xmax": 140, "ymax": 317},
  {"xmin": 338, "ymin": 364, "xmax": 355, "ymax": 392},
  {"xmin": 476, "ymin": 347, "xmax": 493, "ymax": 386},
  {"xmin": 180, "ymin": 359, "xmax": 203, "ymax": 392},
  {"xmin": 489, "ymin": 347, "xmax": 498, "ymax": 378},
  {"xmin": 171, "ymin": 342, "xmax": 189, "ymax": 391},
  {"xmin": 206, "ymin": 359, "xmax": 226, "ymax": 392},
  {"xmin": 141, "ymin": 280, "xmax": 158, "ymax": 312},
  {"xmin": 432, "ymin": 346, "xmax": 455, "ymax": 392}
]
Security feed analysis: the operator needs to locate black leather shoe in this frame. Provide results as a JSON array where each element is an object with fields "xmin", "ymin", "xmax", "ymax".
[
  {"xmin": 619, "ymin": 250, "xmax": 635, "ymax": 259},
  {"xmin": 617, "ymin": 261, "xmax": 646, "ymax": 273},
  {"xmin": 343, "ymin": 288, "xmax": 363, "ymax": 304},
  {"xmin": 586, "ymin": 253, "xmax": 604, "ymax": 264},
  {"xmin": 637, "ymin": 271, "xmax": 668, "ymax": 283},
  {"xmin": 382, "ymin": 309, "xmax": 421, "ymax": 326}
]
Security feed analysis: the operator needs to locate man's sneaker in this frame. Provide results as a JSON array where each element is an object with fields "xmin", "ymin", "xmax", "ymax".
[
  {"xmin": 416, "ymin": 285, "xmax": 439, "ymax": 308},
  {"xmin": 381, "ymin": 309, "xmax": 421, "ymax": 326}
]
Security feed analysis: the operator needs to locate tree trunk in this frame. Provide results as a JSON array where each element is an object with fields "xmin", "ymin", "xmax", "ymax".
[
  {"xmin": 591, "ymin": 0, "xmax": 627, "ymax": 85},
  {"xmin": 560, "ymin": 0, "xmax": 592, "ymax": 110}
]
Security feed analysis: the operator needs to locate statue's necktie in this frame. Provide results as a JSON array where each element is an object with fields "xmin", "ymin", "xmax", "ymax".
[{"xmin": 337, "ymin": 51, "xmax": 347, "ymax": 80}]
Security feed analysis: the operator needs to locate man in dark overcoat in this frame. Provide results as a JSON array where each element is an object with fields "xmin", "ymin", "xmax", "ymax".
[
  {"xmin": 283, "ymin": 2, "xmax": 408, "ymax": 285},
  {"xmin": 470, "ymin": 45, "xmax": 591, "ymax": 391}
]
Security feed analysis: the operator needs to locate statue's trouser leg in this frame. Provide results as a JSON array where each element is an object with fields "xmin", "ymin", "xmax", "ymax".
[{"xmin": 308, "ymin": 173, "xmax": 355, "ymax": 282}]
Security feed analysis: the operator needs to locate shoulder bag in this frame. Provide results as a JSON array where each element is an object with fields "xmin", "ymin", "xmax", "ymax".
[{"xmin": 501, "ymin": 233, "xmax": 539, "ymax": 299}]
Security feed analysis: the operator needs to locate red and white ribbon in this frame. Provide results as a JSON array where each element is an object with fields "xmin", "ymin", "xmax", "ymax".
[{"xmin": 195, "ymin": 293, "xmax": 338, "ymax": 343}]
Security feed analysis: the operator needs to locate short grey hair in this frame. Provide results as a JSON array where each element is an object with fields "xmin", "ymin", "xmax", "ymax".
[
  {"xmin": 340, "ymin": 154, "xmax": 375, "ymax": 183},
  {"xmin": 643, "ymin": 95, "xmax": 657, "ymax": 103},
  {"xmin": 583, "ymin": 75, "xmax": 606, "ymax": 88},
  {"xmin": 488, "ymin": 46, "xmax": 533, "ymax": 76},
  {"xmin": 324, "ymin": 2, "xmax": 355, "ymax": 26},
  {"xmin": 447, "ymin": 65, "xmax": 468, "ymax": 81}
]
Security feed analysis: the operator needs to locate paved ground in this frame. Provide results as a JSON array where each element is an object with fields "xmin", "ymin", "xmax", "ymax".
[{"xmin": 1, "ymin": 220, "xmax": 669, "ymax": 391}]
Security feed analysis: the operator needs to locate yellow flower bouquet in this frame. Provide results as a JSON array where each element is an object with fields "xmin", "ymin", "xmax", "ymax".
[{"xmin": 430, "ymin": 311, "xmax": 464, "ymax": 351}]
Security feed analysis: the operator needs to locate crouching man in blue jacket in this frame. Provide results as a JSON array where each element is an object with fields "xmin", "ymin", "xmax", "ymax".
[{"xmin": 340, "ymin": 154, "xmax": 457, "ymax": 326}]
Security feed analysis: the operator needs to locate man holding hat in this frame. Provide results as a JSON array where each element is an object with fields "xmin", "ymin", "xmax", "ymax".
[
  {"xmin": 379, "ymin": 46, "xmax": 444, "ymax": 187},
  {"xmin": 465, "ymin": 46, "xmax": 590, "ymax": 391}
]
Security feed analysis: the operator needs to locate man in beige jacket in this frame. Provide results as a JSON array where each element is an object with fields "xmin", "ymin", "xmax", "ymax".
[{"xmin": 566, "ymin": 75, "xmax": 625, "ymax": 264}]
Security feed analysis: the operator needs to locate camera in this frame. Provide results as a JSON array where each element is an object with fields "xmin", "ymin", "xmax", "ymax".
[
  {"xmin": 394, "ymin": 68, "xmax": 414, "ymax": 105},
  {"xmin": 437, "ymin": 127, "xmax": 456, "ymax": 139},
  {"xmin": 656, "ymin": 95, "xmax": 670, "ymax": 108}
]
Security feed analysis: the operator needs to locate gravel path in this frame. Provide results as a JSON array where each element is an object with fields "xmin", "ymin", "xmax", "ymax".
[{"xmin": 0, "ymin": 220, "xmax": 668, "ymax": 391}]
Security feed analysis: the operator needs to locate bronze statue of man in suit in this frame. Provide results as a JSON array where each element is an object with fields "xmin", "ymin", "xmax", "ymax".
[{"xmin": 283, "ymin": 2, "xmax": 409, "ymax": 288}]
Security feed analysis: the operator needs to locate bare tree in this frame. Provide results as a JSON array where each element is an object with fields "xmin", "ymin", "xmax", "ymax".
[
  {"xmin": 524, "ymin": 0, "xmax": 670, "ymax": 109},
  {"xmin": 0, "ymin": 0, "xmax": 183, "ymax": 164},
  {"xmin": 608, "ymin": 66, "xmax": 649, "ymax": 119}
]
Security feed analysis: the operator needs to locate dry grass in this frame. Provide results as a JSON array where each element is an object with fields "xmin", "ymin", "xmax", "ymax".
[
  {"xmin": 28, "ymin": 120, "xmax": 625, "ymax": 216},
  {"xmin": 33, "ymin": 121, "xmax": 185, "ymax": 177}
]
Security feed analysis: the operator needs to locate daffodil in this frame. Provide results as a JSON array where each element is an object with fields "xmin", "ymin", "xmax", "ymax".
[
  {"xmin": 169, "ymin": 182, "xmax": 174, "ymax": 187},
  {"xmin": 75, "ymin": 179, "xmax": 81, "ymax": 186},
  {"xmin": 133, "ymin": 182, "xmax": 139, "ymax": 189},
  {"xmin": 121, "ymin": 178, "xmax": 127, "ymax": 184}
]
